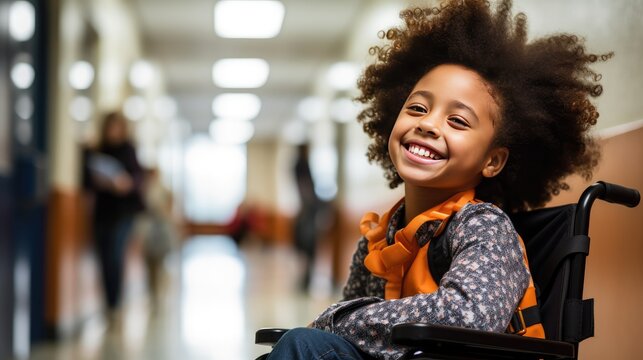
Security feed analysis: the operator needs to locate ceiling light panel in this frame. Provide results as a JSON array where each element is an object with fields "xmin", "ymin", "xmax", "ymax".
[
  {"xmin": 69, "ymin": 61, "xmax": 95, "ymax": 90},
  {"xmin": 214, "ymin": 0, "xmax": 285, "ymax": 39},
  {"xmin": 123, "ymin": 95, "xmax": 146, "ymax": 121},
  {"xmin": 212, "ymin": 58, "xmax": 269, "ymax": 88},
  {"xmin": 209, "ymin": 119, "xmax": 255, "ymax": 145},
  {"xmin": 11, "ymin": 61, "xmax": 35, "ymax": 89},
  {"xmin": 297, "ymin": 96, "xmax": 327, "ymax": 123},
  {"xmin": 129, "ymin": 60, "xmax": 155, "ymax": 89},
  {"xmin": 212, "ymin": 93, "xmax": 261, "ymax": 120},
  {"xmin": 9, "ymin": 1, "xmax": 36, "ymax": 42}
]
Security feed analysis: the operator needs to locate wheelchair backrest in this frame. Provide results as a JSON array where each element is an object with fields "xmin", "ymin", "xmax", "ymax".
[{"xmin": 510, "ymin": 204, "xmax": 580, "ymax": 341}]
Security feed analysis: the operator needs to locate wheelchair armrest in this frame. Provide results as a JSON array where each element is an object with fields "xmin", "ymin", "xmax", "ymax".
[
  {"xmin": 255, "ymin": 328, "xmax": 290, "ymax": 346},
  {"xmin": 392, "ymin": 323, "xmax": 575, "ymax": 359}
]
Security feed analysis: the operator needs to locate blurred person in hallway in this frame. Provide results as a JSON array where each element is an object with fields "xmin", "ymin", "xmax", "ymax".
[
  {"xmin": 293, "ymin": 143, "xmax": 322, "ymax": 293},
  {"xmin": 84, "ymin": 111, "xmax": 145, "ymax": 325},
  {"xmin": 139, "ymin": 167, "xmax": 179, "ymax": 312}
]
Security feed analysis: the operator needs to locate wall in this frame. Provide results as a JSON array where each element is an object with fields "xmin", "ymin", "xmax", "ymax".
[
  {"xmin": 246, "ymin": 140, "xmax": 288, "ymax": 242},
  {"xmin": 513, "ymin": 0, "xmax": 643, "ymax": 131},
  {"xmin": 247, "ymin": 140, "xmax": 280, "ymax": 213}
]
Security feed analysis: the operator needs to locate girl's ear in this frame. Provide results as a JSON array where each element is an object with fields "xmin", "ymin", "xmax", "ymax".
[{"xmin": 482, "ymin": 147, "xmax": 509, "ymax": 178}]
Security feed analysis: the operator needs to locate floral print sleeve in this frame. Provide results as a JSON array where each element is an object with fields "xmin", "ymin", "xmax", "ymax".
[
  {"xmin": 311, "ymin": 203, "xmax": 530, "ymax": 360},
  {"xmin": 342, "ymin": 236, "xmax": 386, "ymax": 300}
]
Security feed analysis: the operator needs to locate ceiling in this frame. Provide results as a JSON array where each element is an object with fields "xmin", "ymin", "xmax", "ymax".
[{"xmin": 131, "ymin": 0, "xmax": 368, "ymax": 140}]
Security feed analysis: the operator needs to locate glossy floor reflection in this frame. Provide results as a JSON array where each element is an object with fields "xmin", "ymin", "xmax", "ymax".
[{"xmin": 29, "ymin": 235, "xmax": 335, "ymax": 360}]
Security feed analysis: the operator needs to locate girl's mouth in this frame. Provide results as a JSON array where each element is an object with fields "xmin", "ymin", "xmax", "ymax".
[{"xmin": 405, "ymin": 143, "xmax": 445, "ymax": 160}]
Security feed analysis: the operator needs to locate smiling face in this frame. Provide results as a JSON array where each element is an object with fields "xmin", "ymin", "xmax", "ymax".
[{"xmin": 388, "ymin": 64, "xmax": 508, "ymax": 199}]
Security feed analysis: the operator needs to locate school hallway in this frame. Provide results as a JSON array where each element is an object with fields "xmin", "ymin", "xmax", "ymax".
[{"xmin": 1, "ymin": 1, "xmax": 643, "ymax": 360}]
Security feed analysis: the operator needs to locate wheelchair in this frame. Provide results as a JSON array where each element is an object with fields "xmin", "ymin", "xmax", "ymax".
[{"xmin": 255, "ymin": 181, "xmax": 640, "ymax": 359}]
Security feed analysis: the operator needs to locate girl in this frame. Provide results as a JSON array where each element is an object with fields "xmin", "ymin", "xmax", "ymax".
[{"xmin": 267, "ymin": 0, "xmax": 610, "ymax": 359}]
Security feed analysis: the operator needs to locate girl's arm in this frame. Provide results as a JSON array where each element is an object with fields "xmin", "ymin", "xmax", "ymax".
[
  {"xmin": 312, "ymin": 203, "xmax": 530, "ymax": 358},
  {"xmin": 341, "ymin": 236, "xmax": 384, "ymax": 301}
]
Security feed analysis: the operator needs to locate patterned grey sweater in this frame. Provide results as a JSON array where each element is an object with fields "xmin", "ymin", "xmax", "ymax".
[{"xmin": 311, "ymin": 202, "xmax": 530, "ymax": 360}]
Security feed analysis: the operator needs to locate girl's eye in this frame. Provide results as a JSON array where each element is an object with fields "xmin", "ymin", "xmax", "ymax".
[
  {"xmin": 407, "ymin": 105, "xmax": 427, "ymax": 113},
  {"xmin": 448, "ymin": 117, "xmax": 469, "ymax": 128}
]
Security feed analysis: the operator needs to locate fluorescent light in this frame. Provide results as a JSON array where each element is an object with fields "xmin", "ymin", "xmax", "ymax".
[
  {"xmin": 212, "ymin": 93, "xmax": 261, "ymax": 120},
  {"xmin": 69, "ymin": 61, "xmax": 95, "ymax": 90},
  {"xmin": 11, "ymin": 61, "xmax": 35, "ymax": 89},
  {"xmin": 327, "ymin": 62, "xmax": 360, "ymax": 91},
  {"xmin": 123, "ymin": 95, "xmax": 146, "ymax": 121},
  {"xmin": 69, "ymin": 96, "xmax": 93, "ymax": 122},
  {"xmin": 129, "ymin": 60, "xmax": 155, "ymax": 89},
  {"xmin": 214, "ymin": 0, "xmax": 285, "ymax": 39},
  {"xmin": 209, "ymin": 119, "xmax": 255, "ymax": 145},
  {"xmin": 9, "ymin": 1, "xmax": 35, "ymax": 42},
  {"xmin": 153, "ymin": 96, "xmax": 178, "ymax": 119},
  {"xmin": 212, "ymin": 58, "xmax": 269, "ymax": 88},
  {"xmin": 15, "ymin": 95, "xmax": 33, "ymax": 120},
  {"xmin": 297, "ymin": 96, "xmax": 327, "ymax": 123}
]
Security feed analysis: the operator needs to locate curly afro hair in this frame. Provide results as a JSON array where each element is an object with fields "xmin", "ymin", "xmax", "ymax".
[{"xmin": 355, "ymin": 0, "xmax": 612, "ymax": 212}]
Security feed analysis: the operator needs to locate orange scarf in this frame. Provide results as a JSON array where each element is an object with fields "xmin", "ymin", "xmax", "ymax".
[{"xmin": 362, "ymin": 190, "xmax": 476, "ymax": 300}]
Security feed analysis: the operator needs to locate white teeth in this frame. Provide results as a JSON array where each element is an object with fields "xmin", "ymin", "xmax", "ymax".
[{"xmin": 409, "ymin": 144, "xmax": 441, "ymax": 160}]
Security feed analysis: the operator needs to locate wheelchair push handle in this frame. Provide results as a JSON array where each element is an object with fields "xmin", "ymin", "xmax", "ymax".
[
  {"xmin": 597, "ymin": 181, "xmax": 640, "ymax": 207},
  {"xmin": 575, "ymin": 181, "xmax": 639, "ymax": 236}
]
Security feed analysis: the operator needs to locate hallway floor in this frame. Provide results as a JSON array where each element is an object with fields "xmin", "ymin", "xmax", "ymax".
[{"xmin": 29, "ymin": 235, "xmax": 336, "ymax": 360}]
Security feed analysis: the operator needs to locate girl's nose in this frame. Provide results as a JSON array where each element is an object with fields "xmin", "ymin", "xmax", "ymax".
[{"xmin": 415, "ymin": 115, "xmax": 441, "ymax": 138}]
